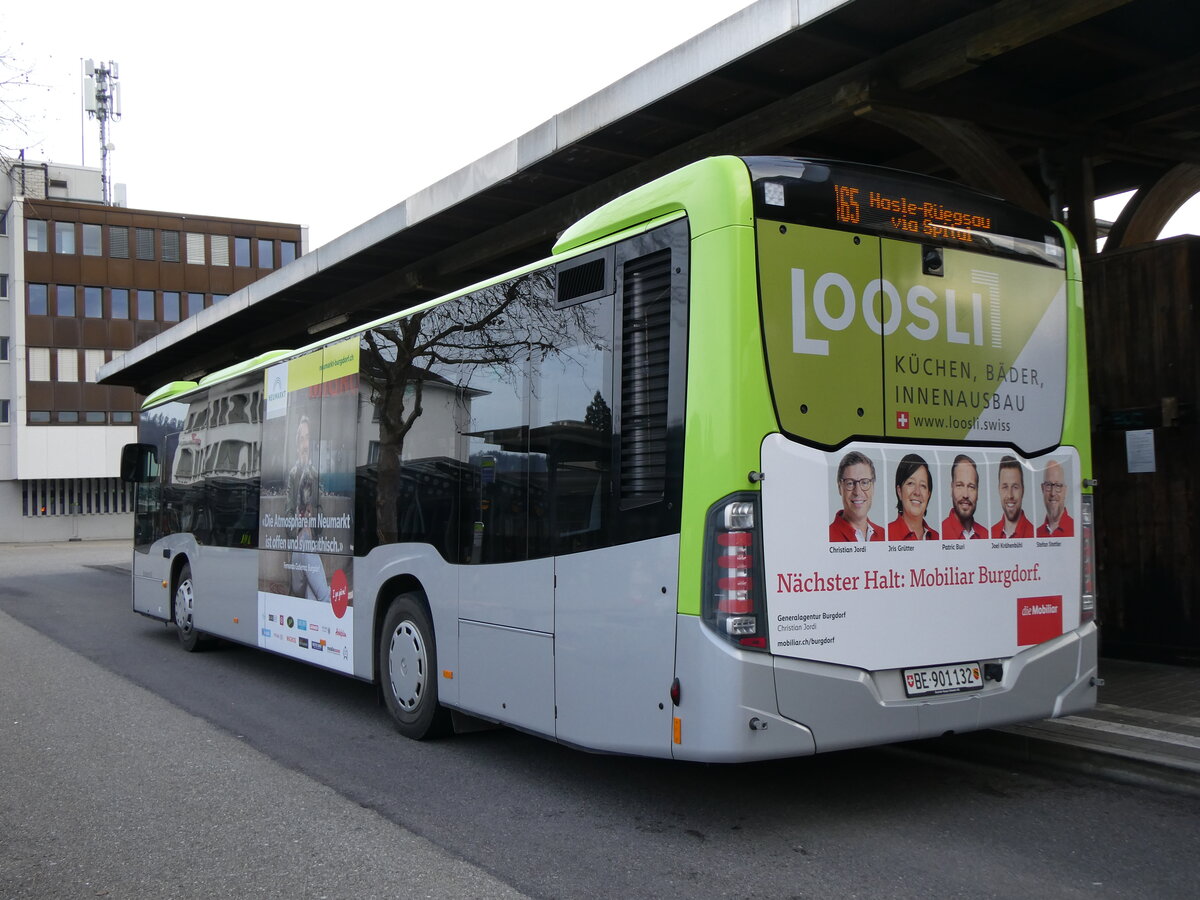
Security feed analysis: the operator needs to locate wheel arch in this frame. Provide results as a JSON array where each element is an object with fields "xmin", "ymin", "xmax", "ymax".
[
  {"xmin": 372, "ymin": 573, "xmax": 429, "ymax": 684},
  {"xmin": 168, "ymin": 553, "xmax": 193, "ymax": 624}
]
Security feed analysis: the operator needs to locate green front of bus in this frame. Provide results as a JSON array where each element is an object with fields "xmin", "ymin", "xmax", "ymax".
[{"xmin": 665, "ymin": 157, "xmax": 1096, "ymax": 761}]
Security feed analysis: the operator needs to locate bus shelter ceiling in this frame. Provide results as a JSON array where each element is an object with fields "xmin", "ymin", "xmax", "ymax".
[{"xmin": 102, "ymin": 0, "xmax": 1198, "ymax": 395}]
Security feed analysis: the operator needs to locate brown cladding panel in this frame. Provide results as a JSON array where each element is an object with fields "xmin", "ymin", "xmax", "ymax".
[
  {"xmin": 50, "ymin": 253, "xmax": 81, "ymax": 284},
  {"xmin": 81, "ymin": 319, "xmax": 109, "ymax": 347},
  {"xmin": 53, "ymin": 383, "xmax": 83, "ymax": 410},
  {"xmin": 23, "ymin": 253, "xmax": 52, "ymax": 282},
  {"xmin": 52, "ymin": 317, "xmax": 82, "ymax": 346},
  {"xmin": 25, "ymin": 317, "xmax": 53, "ymax": 345},
  {"xmin": 110, "ymin": 319, "xmax": 135, "ymax": 348},
  {"xmin": 27, "ymin": 383, "xmax": 54, "ymax": 408}
]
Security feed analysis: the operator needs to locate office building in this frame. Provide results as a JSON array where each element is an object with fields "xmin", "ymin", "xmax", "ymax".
[{"xmin": 1, "ymin": 156, "xmax": 305, "ymax": 541}]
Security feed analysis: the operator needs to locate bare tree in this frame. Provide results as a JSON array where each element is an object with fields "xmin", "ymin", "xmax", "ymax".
[{"xmin": 0, "ymin": 50, "xmax": 38, "ymax": 158}]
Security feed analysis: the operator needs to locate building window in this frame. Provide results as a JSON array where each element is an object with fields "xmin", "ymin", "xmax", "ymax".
[
  {"xmin": 29, "ymin": 283, "xmax": 48, "ymax": 315},
  {"xmin": 55, "ymin": 222, "xmax": 76, "ymax": 254},
  {"xmin": 29, "ymin": 411, "xmax": 51, "ymax": 423},
  {"xmin": 257, "ymin": 239, "xmax": 274, "ymax": 268},
  {"xmin": 186, "ymin": 233, "xmax": 205, "ymax": 264},
  {"xmin": 111, "ymin": 288, "xmax": 129, "ymax": 319},
  {"xmin": 57, "ymin": 349, "xmax": 78, "ymax": 382},
  {"xmin": 0, "ymin": 208, "xmax": 7, "ymax": 235},
  {"xmin": 137, "ymin": 290, "xmax": 155, "ymax": 321},
  {"xmin": 110, "ymin": 226, "xmax": 129, "ymax": 258},
  {"xmin": 163, "ymin": 291, "xmax": 181, "ymax": 322},
  {"xmin": 58, "ymin": 411, "xmax": 79, "ymax": 423},
  {"xmin": 56, "ymin": 285, "xmax": 76, "ymax": 317},
  {"xmin": 82, "ymin": 223, "xmax": 103, "ymax": 256},
  {"xmin": 111, "ymin": 411, "xmax": 133, "ymax": 424},
  {"xmin": 135, "ymin": 227, "xmax": 155, "ymax": 260},
  {"xmin": 0, "ymin": 336, "xmax": 8, "ymax": 360},
  {"xmin": 212, "ymin": 293, "xmax": 229, "ymax": 304},
  {"xmin": 85, "ymin": 411, "xmax": 106, "ymax": 423},
  {"xmin": 211, "ymin": 235, "xmax": 230, "ymax": 266},
  {"xmin": 162, "ymin": 231, "xmax": 180, "ymax": 262},
  {"xmin": 27, "ymin": 220, "xmax": 48, "ymax": 252},
  {"xmin": 0, "ymin": 399, "xmax": 8, "ymax": 424},
  {"xmin": 234, "ymin": 236, "xmax": 251, "ymax": 267},
  {"xmin": 29, "ymin": 347, "xmax": 51, "ymax": 381},
  {"xmin": 186, "ymin": 292, "xmax": 204, "ymax": 316},
  {"xmin": 0, "ymin": 273, "xmax": 7, "ymax": 298},
  {"xmin": 280, "ymin": 241, "xmax": 298, "ymax": 265},
  {"xmin": 84, "ymin": 286, "xmax": 103, "ymax": 318},
  {"xmin": 85, "ymin": 349, "xmax": 106, "ymax": 382}
]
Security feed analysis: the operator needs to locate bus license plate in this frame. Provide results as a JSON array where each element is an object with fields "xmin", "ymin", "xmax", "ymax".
[{"xmin": 903, "ymin": 662, "xmax": 983, "ymax": 697}]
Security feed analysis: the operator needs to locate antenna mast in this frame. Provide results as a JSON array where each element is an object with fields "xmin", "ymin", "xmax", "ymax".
[{"xmin": 83, "ymin": 60, "xmax": 122, "ymax": 205}]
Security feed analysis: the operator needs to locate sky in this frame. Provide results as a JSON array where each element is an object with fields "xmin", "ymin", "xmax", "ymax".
[
  {"xmin": 1, "ymin": 0, "xmax": 1195, "ymax": 251},
  {"xmin": 1, "ymin": 0, "xmax": 758, "ymax": 250}
]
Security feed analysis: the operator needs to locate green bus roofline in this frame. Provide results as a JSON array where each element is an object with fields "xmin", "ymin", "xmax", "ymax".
[
  {"xmin": 553, "ymin": 156, "xmax": 754, "ymax": 255},
  {"xmin": 141, "ymin": 380, "xmax": 199, "ymax": 409}
]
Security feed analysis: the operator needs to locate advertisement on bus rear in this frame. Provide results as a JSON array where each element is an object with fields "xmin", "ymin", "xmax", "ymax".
[
  {"xmin": 761, "ymin": 437, "xmax": 1081, "ymax": 671},
  {"xmin": 257, "ymin": 337, "xmax": 359, "ymax": 674},
  {"xmin": 758, "ymin": 223, "xmax": 1068, "ymax": 453}
]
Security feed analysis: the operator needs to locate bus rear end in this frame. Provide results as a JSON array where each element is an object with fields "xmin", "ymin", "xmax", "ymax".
[{"xmin": 677, "ymin": 157, "xmax": 1096, "ymax": 761}]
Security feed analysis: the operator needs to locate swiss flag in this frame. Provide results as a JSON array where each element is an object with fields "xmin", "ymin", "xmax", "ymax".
[{"xmin": 895, "ymin": 410, "xmax": 910, "ymax": 430}]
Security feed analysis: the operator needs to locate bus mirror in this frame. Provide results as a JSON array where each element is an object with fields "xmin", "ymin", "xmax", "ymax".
[{"xmin": 120, "ymin": 443, "xmax": 158, "ymax": 483}]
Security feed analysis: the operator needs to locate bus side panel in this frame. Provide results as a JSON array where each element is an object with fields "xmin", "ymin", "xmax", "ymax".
[
  {"xmin": 671, "ymin": 615, "xmax": 816, "ymax": 762},
  {"xmin": 132, "ymin": 538, "xmax": 187, "ymax": 620},
  {"xmin": 457, "ymin": 557, "xmax": 555, "ymax": 735},
  {"xmin": 554, "ymin": 535, "xmax": 680, "ymax": 758},
  {"xmin": 190, "ymin": 545, "xmax": 261, "ymax": 647}
]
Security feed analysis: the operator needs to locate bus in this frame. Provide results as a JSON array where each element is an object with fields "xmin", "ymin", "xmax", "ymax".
[{"xmin": 121, "ymin": 156, "xmax": 1097, "ymax": 761}]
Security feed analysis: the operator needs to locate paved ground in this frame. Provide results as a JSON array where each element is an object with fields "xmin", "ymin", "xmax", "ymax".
[{"xmin": 0, "ymin": 601, "xmax": 527, "ymax": 900}]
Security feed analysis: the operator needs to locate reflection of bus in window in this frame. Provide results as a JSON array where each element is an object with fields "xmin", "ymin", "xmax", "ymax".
[{"xmin": 122, "ymin": 156, "xmax": 1096, "ymax": 761}]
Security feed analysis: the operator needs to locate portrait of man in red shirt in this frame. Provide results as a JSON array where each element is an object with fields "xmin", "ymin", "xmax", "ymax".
[
  {"xmin": 829, "ymin": 450, "xmax": 884, "ymax": 542},
  {"xmin": 991, "ymin": 455, "xmax": 1034, "ymax": 539},
  {"xmin": 940, "ymin": 453, "xmax": 987, "ymax": 540},
  {"xmin": 1036, "ymin": 458, "xmax": 1075, "ymax": 537}
]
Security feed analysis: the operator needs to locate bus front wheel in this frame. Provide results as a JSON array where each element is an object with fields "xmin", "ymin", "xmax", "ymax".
[
  {"xmin": 173, "ymin": 562, "xmax": 203, "ymax": 652},
  {"xmin": 379, "ymin": 593, "xmax": 450, "ymax": 740}
]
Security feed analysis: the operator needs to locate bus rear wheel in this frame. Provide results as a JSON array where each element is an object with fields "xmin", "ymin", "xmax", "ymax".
[
  {"xmin": 379, "ymin": 593, "xmax": 450, "ymax": 739},
  {"xmin": 173, "ymin": 563, "xmax": 203, "ymax": 652}
]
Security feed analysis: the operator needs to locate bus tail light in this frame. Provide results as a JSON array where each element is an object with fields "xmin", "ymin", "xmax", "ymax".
[
  {"xmin": 1079, "ymin": 493, "xmax": 1096, "ymax": 624},
  {"xmin": 702, "ymin": 493, "xmax": 768, "ymax": 651}
]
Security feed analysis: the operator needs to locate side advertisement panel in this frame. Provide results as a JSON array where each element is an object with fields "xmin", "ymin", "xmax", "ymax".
[
  {"xmin": 761, "ymin": 435, "xmax": 1081, "ymax": 672},
  {"xmin": 257, "ymin": 338, "xmax": 358, "ymax": 673}
]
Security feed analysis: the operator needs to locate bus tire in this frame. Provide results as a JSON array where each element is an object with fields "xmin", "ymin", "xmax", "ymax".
[
  {"xmin": 379, "ymin": 593, "xmax": 450, "ymax": 740},
  {"xmin": 172, "ymin": 562, "xmax": 203, "ymax": 652}
]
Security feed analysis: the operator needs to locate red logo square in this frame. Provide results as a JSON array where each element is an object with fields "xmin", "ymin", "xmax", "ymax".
[{"xmin": 1017, "ymin": 595, "xmax": 1063, "ymax": 645}]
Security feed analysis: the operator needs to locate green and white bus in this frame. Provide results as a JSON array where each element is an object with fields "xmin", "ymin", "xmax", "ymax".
[{"xmin": 122, "ymin": 156, "xmax": 1097, "ymax": 761}]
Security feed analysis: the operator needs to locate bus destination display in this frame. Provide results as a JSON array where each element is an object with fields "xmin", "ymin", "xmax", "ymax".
[{"xmin": 833, "ymin": 183, "xmax": 994, "ymax": 244}]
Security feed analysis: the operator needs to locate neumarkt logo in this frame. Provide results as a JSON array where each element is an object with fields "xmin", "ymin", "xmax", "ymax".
[{"xmin": 267, "ymin": 374, "xmax": 286, "ymax": 403}]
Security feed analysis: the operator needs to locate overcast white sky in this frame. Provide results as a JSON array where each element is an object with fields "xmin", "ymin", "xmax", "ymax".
[
  {"xmin": 2, "ymin": 0, "xmax": 1195, "ymax": 250},
  {"xmin": 1, "ymin": 0, "xmax": 759, "ymax": 249}
]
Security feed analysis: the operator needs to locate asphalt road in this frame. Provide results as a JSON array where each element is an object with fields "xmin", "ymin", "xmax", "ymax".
[{"xmin": 2, "ymin": 541, "xmax": 1198, "ymax": 899}]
